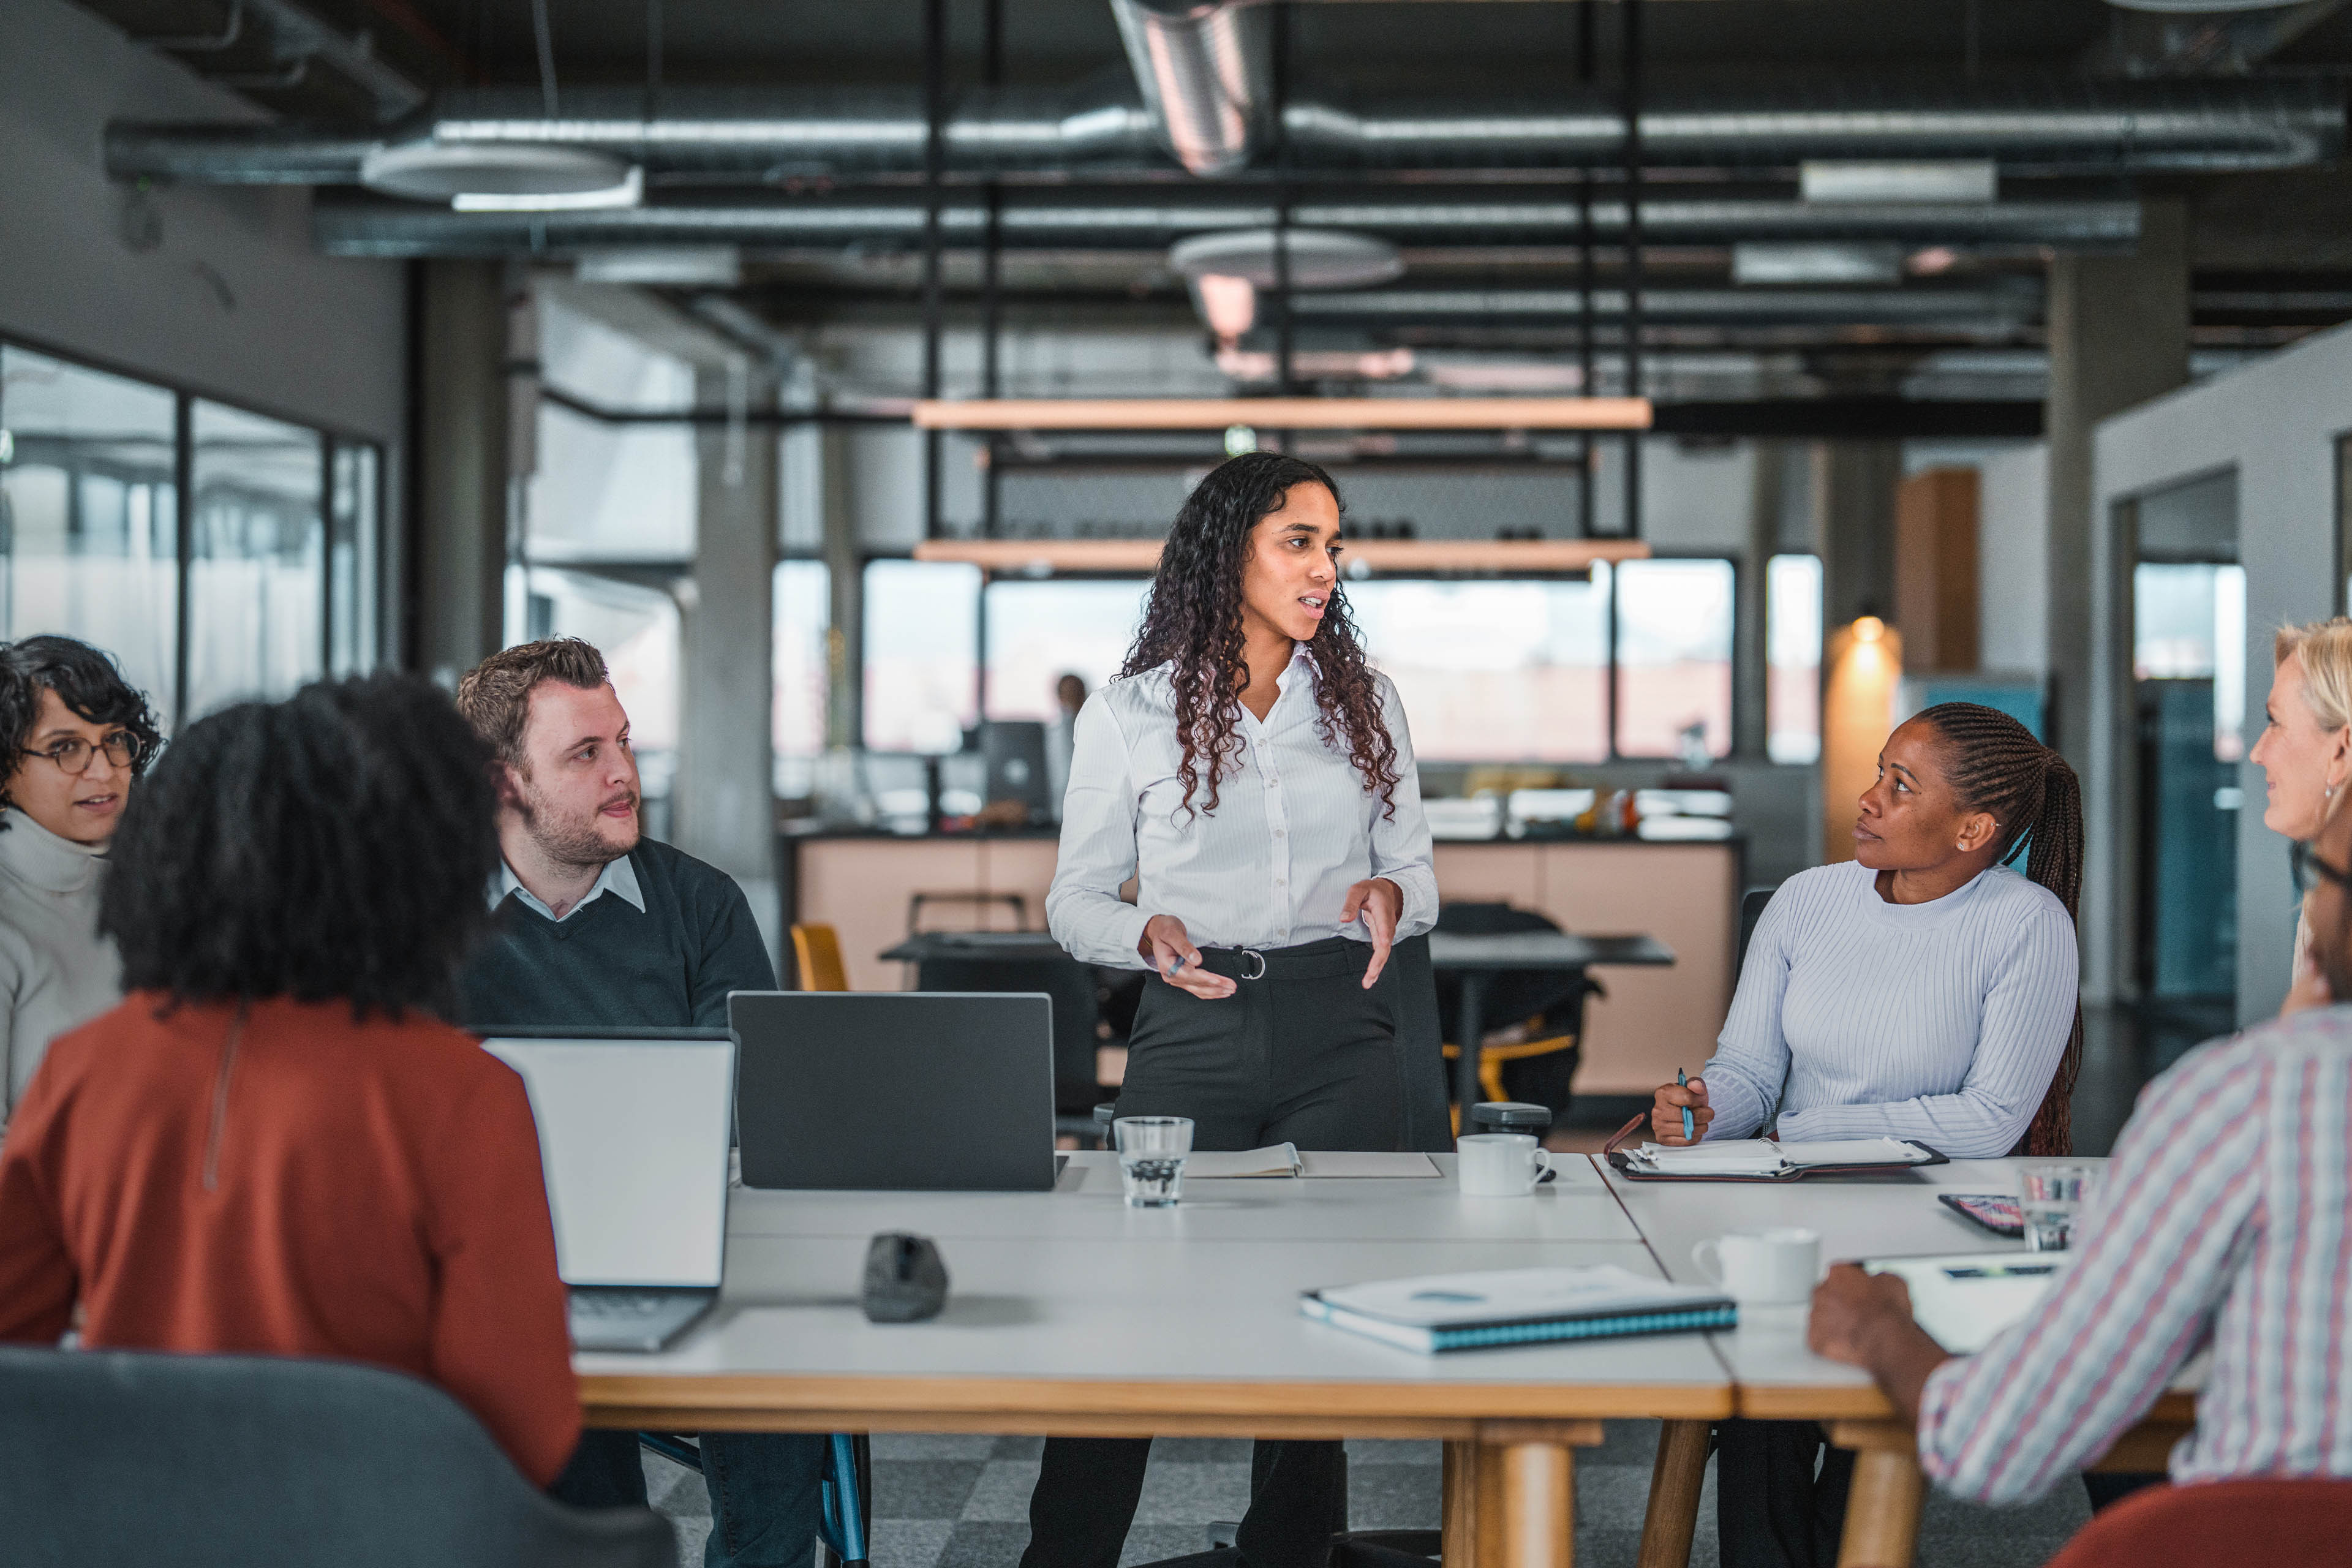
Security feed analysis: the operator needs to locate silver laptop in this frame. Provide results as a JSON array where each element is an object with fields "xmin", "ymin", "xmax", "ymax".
[{"xmin": 483, "ymin": 1033, "xmax": 736, "ymax": 1352}]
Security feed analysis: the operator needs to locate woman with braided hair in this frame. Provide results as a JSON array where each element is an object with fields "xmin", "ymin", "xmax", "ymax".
[
  {"xmin": 1654, "ymin": 701, "xmax": 2086, "ymax": 1568},
  {"xmin": 1037, "ymin": 451, "xmax": 1437, "ymax": 1568}
]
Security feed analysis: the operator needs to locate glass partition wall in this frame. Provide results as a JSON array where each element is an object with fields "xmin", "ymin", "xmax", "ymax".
[
  {"xmin": 859, "ymin": 557, "xmax": 1742, "ymax": 764},
  {"xmin": 0, "ymin": 341, "xmax": 385, "ymax": 733}
]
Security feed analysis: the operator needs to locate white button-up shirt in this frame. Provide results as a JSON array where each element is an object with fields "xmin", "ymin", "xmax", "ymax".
[
  {"xmin": 490, "ymin": 854, "xmax": 645, "ymax": 922},
  {"xmin": 1046, "ymin": 647, "xmax": 1438, "ymax": 968}
]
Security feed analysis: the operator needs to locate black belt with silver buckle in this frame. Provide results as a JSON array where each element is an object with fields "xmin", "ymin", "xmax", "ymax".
[{"xmin": 1238, "ymin": 948, "xmax": 1267, "ymax": 981}]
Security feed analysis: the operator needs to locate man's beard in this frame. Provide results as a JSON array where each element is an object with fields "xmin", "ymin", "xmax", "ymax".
[{"xmin": 514, "ymin": 778, "xmax": 641, "ymax": 869}]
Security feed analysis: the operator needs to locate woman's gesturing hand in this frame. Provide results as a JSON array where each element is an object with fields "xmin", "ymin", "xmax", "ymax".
[
  {"xmin": 1649, "ymin": 1076, "xmax": 1713, "ymax": 1145},
  {"xmin": 1139, "ymin": 914, "xmax": 1237, "ymax": 999},
  {"xmin": 1341, "ymin": 876, "xmax": 1403, "ymax": 989}
]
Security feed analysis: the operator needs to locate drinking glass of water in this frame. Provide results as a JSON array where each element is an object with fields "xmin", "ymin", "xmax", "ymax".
[
  {"xmin": 1114, "ymin": 1116, "xmax": 1194, "ymax": 1208},
  {"xmin": 2020, "ymin": 1164, "xmax": 2092, "ymax": 1252}
]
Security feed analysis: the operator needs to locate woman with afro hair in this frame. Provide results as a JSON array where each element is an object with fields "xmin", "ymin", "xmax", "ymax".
[{"xmin": 1033, "ymin": 451, "xmax": 1439, "ymax": 1568}]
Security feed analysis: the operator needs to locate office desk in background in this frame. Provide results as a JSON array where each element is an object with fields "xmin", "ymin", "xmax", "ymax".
[
  {"xmin": 785, "ymin": 832, "xmax": 1740, "ymax": 1092},
  {"xmin": 1427, "ymin": 932, "xmax": 1675, "ymax": 1131},
  {"xmin": 581, "ymin": 1152, "xmax": 1730, "ymax": 1568}
]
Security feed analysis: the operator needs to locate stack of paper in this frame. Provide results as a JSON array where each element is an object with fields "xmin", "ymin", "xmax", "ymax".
[{"xmin": 1302, "ymin": 1264, "xmax": 1735, "ymax": 1354}]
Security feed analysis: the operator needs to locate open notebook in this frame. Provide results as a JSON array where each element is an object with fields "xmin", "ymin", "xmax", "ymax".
[
  {"xmin": 1863, "ymin": 1253, "xmax": 2068, "ymax": 1352},
  {"xmin": 1605, "ymin": 1118, "xmax": 1947, "ymax": 1182},
  {"xmin": 1302, "ymin": 1264, "xmax": 1735, "ymax": 1354}
]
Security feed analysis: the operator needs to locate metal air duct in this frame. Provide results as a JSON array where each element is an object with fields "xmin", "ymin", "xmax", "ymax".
[
  {"xmin": 105, "ymin": 79, "xmax": 2345, "ymax": 187},
  {"xmin": 1109, "ymin": 0, "xmax": 1270, "ymax": 176},
  {"xmin": 307, "ymin": 190, "xmax": 2141, "ymax": 257}
]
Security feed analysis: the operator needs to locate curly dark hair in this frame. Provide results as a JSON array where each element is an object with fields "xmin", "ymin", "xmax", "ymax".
[
  {"xmin": 1121, "ymin": 451, "xmax": 1400, "ymax": 820},
  {"xmin": 1915, "ymin": 701, "xmax": 2086, "ymax": 1158},
  {"xmin": 100, "ymin": 673, "xmax": 501, "ymax": 1019},
  {"xmin": 0, "ymin": 635, "xmax": 164, "ymax": 828}
]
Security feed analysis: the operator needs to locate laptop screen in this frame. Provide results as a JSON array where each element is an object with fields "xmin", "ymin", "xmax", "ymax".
[{"xmin": 481, "ymin": 1037, "xmax": 734, "ymax": 1289}]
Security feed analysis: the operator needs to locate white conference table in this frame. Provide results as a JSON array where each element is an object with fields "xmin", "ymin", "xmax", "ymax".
[
  {"xmin": 1597, "ymin": 1154, "xmax": 2197, "ymax": 1568},
  {"xmin": 576, "ymin": 1152, "xmax": 2195, "ymax": 1568},
  {"xmin": 581, "ymin": 1152, "xmax": 1727, "ymax": 1568}
]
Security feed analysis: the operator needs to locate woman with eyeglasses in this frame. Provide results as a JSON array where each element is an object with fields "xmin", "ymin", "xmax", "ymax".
[
  {"xmin": 2250, "ymin": 618, "xmax": 2352, "ymax": 1012},
  {"xmin": 0, "ymin": 636, "xmax": 159, "ymax": 1126}
]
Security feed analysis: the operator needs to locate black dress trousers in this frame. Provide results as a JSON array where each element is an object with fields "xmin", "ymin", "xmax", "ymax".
[{"xmin": 1020, "ymin": 938, "xmax": 1403, "ymax": 1568}]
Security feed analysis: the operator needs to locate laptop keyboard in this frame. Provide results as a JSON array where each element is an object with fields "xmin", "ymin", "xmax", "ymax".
[{"xmin": 571, "ymin": 1291, "xmax": 678, "ymax": 1320}]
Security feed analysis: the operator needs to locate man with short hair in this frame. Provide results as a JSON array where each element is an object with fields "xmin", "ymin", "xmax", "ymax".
[
  {"xmin": 1809, "ymin": 797, "xmax": 2352, "ymax": 1514},
  {"xmin": 454, "ymin": 638, "xmax": 823, "ymax": 1568}
]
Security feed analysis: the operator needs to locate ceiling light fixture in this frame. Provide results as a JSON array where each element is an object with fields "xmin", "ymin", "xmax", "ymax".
[
  {"xmin": 360, "ymin": 143, "xmax": 641, "ymax": 208},
  {"xmin": 1801, "ymin": 160, "xmax": 1998, "ymax": 204},
  {"xmin": 453, "ymin": 167, "xmax": 644, "ymax": 213},
  {"xmin": 1732, "ymin": 243, "xmax": 1904, "ymax": 285}
]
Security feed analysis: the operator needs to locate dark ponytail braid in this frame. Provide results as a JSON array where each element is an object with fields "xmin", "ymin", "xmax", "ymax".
[{"xmin": 1915, "ymin": 702, "xmax": 2086, "ymax": 1157}]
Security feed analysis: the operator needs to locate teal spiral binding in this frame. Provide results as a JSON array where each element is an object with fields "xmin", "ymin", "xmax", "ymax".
[{"xmin": 1427, "ymin": 1303, "xmax": 1739, "ymax": 1351}]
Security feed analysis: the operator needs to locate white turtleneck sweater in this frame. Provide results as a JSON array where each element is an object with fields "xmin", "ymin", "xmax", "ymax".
[{"xmin": 0, "ymin": 807, "xmax": 121, "ymax": 1121}]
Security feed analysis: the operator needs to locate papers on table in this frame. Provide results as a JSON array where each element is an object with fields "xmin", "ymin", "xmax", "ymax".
[
  {"xmin": 1627, "ymin": 1136, "xmax": 1933, "ymax": 1178},
  {"xmin": 1182, "ymin": 1148, "xmax": 1445, "ymax": 1178},
  {"xmin": 1302, "ymin": 1264, "xmax": 1736, "ymax": 1354},
  {"xmin": 1298, "ymin": 1152, "xmax": 1442, "ymax": 1178},
  {"xmin": 1863, "ymin": 1253, "xmax": 2068, "ymax": 1354},
  {"xmin": 1186, "ymin": 1145, "xmax": 1304, "ymax": 1178}
]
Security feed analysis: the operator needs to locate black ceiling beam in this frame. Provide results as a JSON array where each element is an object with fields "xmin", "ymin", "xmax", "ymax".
[{"xmin": 1651, "ymin": 398, "xmax": 2041, "ymax": 440}]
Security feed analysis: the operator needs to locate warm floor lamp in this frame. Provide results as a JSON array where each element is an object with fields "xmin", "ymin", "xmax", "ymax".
[{"xmin": 1822, "ymin": 616, "xmax": 1905, "ymax": 864}]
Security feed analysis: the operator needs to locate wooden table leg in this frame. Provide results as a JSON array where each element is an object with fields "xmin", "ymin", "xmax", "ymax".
[
  {"xmin": 1501, "ymin": 1441, "xmax": 1574, "ymax": 1568},
  {"xmin": 1636, "ymin": 1419, "xmax": 1709, "ymax": 1568},
  {"xmin": 1826, "ymin": 1421, "xmax": 1926, "ymax": 1568}
]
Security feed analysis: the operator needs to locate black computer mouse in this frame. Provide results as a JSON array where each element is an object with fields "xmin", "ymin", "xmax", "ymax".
[{"xmin": 862, "ymin": 1232, "xmax": 950, "ymax": 1323}]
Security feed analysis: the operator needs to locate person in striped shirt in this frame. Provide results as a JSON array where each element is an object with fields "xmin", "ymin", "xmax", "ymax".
[{"xmin": 1808, "ymin": 794, "xmax": 2352, "ymax": 1506}]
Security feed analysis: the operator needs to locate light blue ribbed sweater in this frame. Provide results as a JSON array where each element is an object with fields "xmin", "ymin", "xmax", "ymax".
[{"xmin": 1698, "ymin": 860, "xmax": 2078, "ymax": 1159}]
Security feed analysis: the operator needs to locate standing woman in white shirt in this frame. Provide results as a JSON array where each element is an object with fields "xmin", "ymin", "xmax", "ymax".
[
  {"xmin": 1032, "ymin": 451, "xmax": 1438, "ymax": 1568},
  {"xmin": 0, "ymin": 636, "xmax": 158, "ymax": 1128}
]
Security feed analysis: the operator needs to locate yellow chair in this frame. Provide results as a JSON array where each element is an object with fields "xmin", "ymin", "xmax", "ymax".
[
  {"xmin": 791, "ymin": 923, "xmax": 850, "ymax": 992},
  {"xmin": 1441, "ymin": 1031, "xmax": 1580, "ymax": 1134}
]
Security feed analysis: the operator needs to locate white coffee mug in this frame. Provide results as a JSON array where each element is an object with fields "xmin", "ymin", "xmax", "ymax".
[
  {"xmin": 1691, "ymin": 1227, "xmax": 1821, "ymax": 1306},
  {"xmin": 1457, "ymin": 1133, "xmax": 1553, "ymax": 1197}
]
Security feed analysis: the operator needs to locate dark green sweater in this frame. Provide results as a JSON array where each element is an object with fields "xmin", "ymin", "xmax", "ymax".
[{"xmin": 454, "ymin": 839, "xmax": 776, "ymax": 1031}]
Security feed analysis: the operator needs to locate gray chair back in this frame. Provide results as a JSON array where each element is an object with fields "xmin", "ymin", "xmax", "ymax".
[{"xmin": 0, "ymin": 1346, "xmax": 674, "ymax": 1568}]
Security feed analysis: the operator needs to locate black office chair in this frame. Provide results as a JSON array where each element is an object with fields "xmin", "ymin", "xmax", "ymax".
[
  {"xmin": 0, "ymin": 1344, "xmax": 674, "ymax": 1568},
  {"xmin": 1429, "ymin": 902, "xmax": 1600, "ymax": 1121},
  {"xmin": 1736, "ymin": 885, "xmax": 1778, "ymax": 976}
]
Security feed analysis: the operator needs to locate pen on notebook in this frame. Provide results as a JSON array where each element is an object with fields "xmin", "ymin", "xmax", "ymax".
[{"xmin": 1678, "ymin": 1068, "xmax": 1695, "ymax": 1142}]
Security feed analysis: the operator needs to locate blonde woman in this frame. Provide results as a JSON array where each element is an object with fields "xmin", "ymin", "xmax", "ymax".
[{"xmin": 2249, "ymin": 618, "xmax": 2352, "ymax": 1011}]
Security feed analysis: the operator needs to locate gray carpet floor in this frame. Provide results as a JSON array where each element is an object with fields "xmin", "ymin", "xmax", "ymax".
[{"xmin": 641, "ymin": 1422, "xmax": 2096, "ymax": 1568}]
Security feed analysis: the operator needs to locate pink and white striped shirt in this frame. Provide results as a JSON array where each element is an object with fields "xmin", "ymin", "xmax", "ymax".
[{"xmin": 1915, "ymin": 1008, "xmax": 2352, "ymax": 1504}]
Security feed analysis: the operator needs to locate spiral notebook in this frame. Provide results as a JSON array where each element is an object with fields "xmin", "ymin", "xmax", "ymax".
[{"xmin": 1300, "ymin": 1264, "xmax": 1736, "ymax": 1354}]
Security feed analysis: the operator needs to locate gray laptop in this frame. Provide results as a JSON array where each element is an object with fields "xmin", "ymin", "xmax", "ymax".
[
  {"xmin": 730, "ymin": 991, "xmax": 1058, "ymax": 1191},
  {"xmin": 482, "ymin": 1032, "xmax": 736, "ymax": 1352}
]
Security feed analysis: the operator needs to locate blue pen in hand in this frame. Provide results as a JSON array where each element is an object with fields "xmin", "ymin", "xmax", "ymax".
[{"xmin": 1678, "ymin": 1068, "xmax": 1696, "ymax": 1142}]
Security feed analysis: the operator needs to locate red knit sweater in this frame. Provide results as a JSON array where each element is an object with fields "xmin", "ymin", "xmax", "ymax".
[{"xmin": 0, "ymin": 993, "xmax": 581, "ymax": 1486}]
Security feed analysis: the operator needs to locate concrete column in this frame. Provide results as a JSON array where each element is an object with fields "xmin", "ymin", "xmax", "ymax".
[
  {"xmin": 677, "ymin": 362, "xmax": 780, "ymax": 902},
  {"xmin": 821, "ymin": 424, "xmax": 864, "ymax": 752},
  {"xmin": 1814, "ymin": 440, "xmax": 1904, "ymax": 630},
  {"xmin": 409, "ymin": 261, "xmax": 510, "ymax": 685},
  {"xmin": 2047, "ymin": 198, "xmax": 2190, "ymax": 1004},
  {"xmin": 2046, "ymin": 198, "xmax": 2190, "ymax": 771},
  {"xmin": 1735, "ymin": 442, "xmax": 1782, "ymax": 758}
]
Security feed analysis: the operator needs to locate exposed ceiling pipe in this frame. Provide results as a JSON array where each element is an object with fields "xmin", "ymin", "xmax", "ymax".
[
  {"xmin": 308, "ymin": 191, "xmax": 2141, "ymax": 256},
  {"xmin": 1108, "ymin": 0, "xmax": 1270, "ymax": 176},
  {"xmin": 105, "ymin": 78, "xmax": 2344, "ymax": 186},
  {"xmin": 1285, "ymin": 285, "xmax": 2043, "ymax": 328}
]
